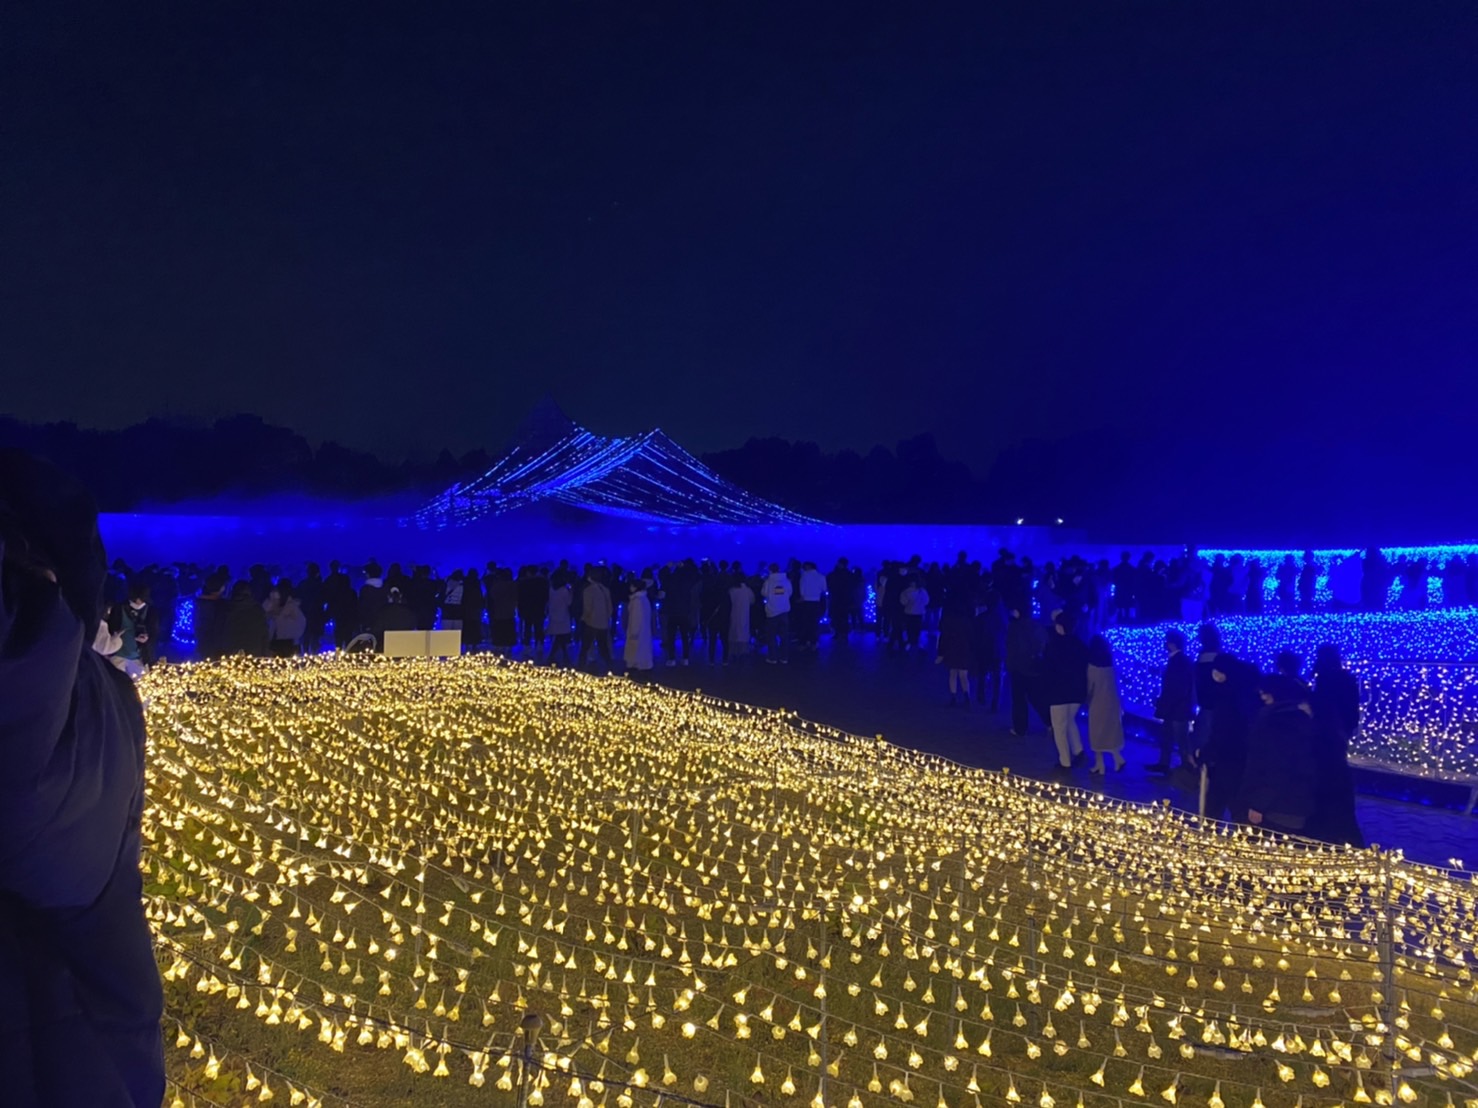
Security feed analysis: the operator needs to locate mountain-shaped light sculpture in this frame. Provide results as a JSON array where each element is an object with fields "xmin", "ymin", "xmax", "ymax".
[{"xmin": 411, "ymin": 403, "xmax": 821, "ymax": 528}]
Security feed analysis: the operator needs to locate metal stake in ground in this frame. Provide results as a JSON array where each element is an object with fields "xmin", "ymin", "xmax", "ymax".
[{"xmin": 516, "ymin": 1009, "xmax": 544, "ymax": 1108}]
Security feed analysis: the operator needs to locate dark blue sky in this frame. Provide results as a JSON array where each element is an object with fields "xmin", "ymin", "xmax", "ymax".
[{"xmin": 3, "ymin": 2, "xmax": 1475, "ymax": 468}]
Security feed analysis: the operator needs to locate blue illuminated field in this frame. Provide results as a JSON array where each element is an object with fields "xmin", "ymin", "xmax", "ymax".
[{"xmin": 1104, "ymin": 607, "xmax": 1478, "ymax": 779}]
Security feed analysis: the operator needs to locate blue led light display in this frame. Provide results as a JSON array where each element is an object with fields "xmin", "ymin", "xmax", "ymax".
[
  {"xmin": 413, "ymin": 423, "xmax": 819, "ymax": 529},
  {"xmin": 172, "ymin": 596, "xmax": 196, "ymax": 649},
  {"xmin": 1201, "ymin": 544, "xmax": 1478, "ymax": 610},
  {"xmin": 1104, "ymin": 607, "xmax": 1478, "ymax": 777}
]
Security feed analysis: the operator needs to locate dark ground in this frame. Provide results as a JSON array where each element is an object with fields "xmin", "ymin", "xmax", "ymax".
[{"xmin": 548, "ymin": 630, "xmax": 1477, "ymax": 870}]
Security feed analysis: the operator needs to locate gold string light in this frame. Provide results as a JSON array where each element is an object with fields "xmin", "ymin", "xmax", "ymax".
[{"xmin": 144, "ymin": 654, "xmax": 1478, "ymax": 1107}]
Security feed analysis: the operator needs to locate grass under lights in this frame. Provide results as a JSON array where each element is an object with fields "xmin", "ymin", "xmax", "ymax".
[{"xmin": 145, "ymin": 655, "xmax": 1478, "ymax": 1108}]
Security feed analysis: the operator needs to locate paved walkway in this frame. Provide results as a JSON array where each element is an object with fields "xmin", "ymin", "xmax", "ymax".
[{"xmin": 559, "ymin": 633, "xmax": 1477, "ymax": 870}]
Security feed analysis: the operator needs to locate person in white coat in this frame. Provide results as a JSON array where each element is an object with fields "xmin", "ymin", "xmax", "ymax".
[
  {"xmin": 727, "ymin": 572, "xmax": 755, "ymax": 662},
  {"xmin": 623, "ymin": 579, "xmax": 654, "ymax": 674},
  {"xmin": 761, "ymin": 563, "xmax": 792, "ymax": 664}
]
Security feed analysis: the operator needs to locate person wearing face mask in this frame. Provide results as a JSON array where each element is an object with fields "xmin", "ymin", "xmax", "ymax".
[{"xmin": 120, "ymin": 583, "xmax": 159, "ymax": 667}]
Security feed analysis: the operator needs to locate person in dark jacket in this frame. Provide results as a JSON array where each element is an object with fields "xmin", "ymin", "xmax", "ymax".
[
  {"xmin": 462, "ymin": 568, "xmax": 485, "ymax": 648},
  {"xmin": 826, "ymin": 558, "xmax": 853, "ymax": 641},
  {"xmin": 322, "ymin": 561, "xmax": 358, "ymax": 649},
  {"xmin": 373, "ymin": 586, "xmax": 419, "ymax": 647},
  {"xmin": 120, "ymin": 582, "xmax": 159, "ymax": 667},
  {"xmin": 297, "ymin": 561, "xmax": 325, "ymax": 652},
  {"xmin": 661, "ymin": 560, "xmax": 700, "ymax": 665},
  {"xmin": 358, "ymin": 562, "xmax": 387, "ymax": 636},
  {"xmin": 488, "ymin": 568, "xmax": 519, "ymax": 651},
  {"xmin": 1041, "ymin": 612, "xmax": 1089, "ymax": 769},
  {"xmin": 969, "ymin": 585, "xmax": 1006, "ymax": 709},
  {"xmin": 224, "ymin": 581, "xmax": 270, "ymax": 655},
  {"xmin": 1004, "ymin": 607, "xmax": 1050, "ymax": 736},
  {"xmin": 1191, "ymin": 623, "xmax": 1223, "ymax": 759},
  {"xmin": 1193, "ymin": 654, "xmax": 1258, "ymax": 822},
  {"xmin": 935, "ymin": 601, "xmax": 975, "ymax": 707},
  {"xmin": 517, "ymin": 565, "xmax": 548, "ymax": 650},
  {"xmin": 0, "ymin": 448, "xmax": 165, "ymax": 1108},
  {"xmin": 1241, "ymin": 673, "xmax": 1320, "ymax": 835},
  {"xmin": 1151, "ymin": 628, "xmax": 1195, "ymax": 774},
  {"xmin": 699, "ymin": 563, "xmax": 731, "ymax": 664},
  {"xmin": 192, "ymin": 573, "xmax": 230, "ymax": 660},
  {"xmin": 1308, "ymin": 643, "xmax": 1364, "ymax": 846}
]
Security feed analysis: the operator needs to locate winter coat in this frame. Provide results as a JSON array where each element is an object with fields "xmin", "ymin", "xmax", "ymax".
[
  {"xmin": 1311, "ymin": 669, "xmax": 1360, "ymax": 740},
  {"xmin": 1004, "ymin": 617, "xmax": 1048, "ymax": 674},
  {"xmin": 1086, "ymin": 663, "xmax": 1125, "ymax": 753},
  {"xmin": 1240, "ymin": 701, "xmax": 1320, "ymax": 831},
  {"xmin": 373, "ymin": 602, "xmax": 418, "ymax": 644},
  {"xmin": 900, "ymin": 585, "xmax": 929, "ymax": 617},
  {"xmin": 1040, "ymin": 630, "xmax": 1089, "ymax": 706},
  {"xmin": 190, "ymin": 595, "xmax": 225, "ymax": 659},
  {"xmin": 272, "ymin": 597, "xmax": 307, "ymax": 643},
  {"xmin": 699, "ymin": 575, "xmax": 730, "ymax": 627},
  {"xmin": 935, "ymin": 611, "xmax": 974, "ymax": 669},
  {"xmin": 762, "ymin": 573, "xmax": 792, "ymax": 617},
  {"xmin": 728, "ymin": 584, "xmax": 754, "ymax": 648},
  {"xmin": 225, "ymin": 596, "xmax": 269, "ymax": 656},
  {"xmin": 581, "ymin": 581, "xmax": 613, "ymax": 629},
  {"xmin": 547, "ymin": 584, "xmax": 574, "ymax": 635},
  {"xmin": 358, "ymin": 579, "xmax": 386, "ymax": 632},
  {"xmin": 623, "ymin": 591, "xmax": 654, "ymax": 669},
  {"xmin": 0, "ymin": 451, "xmax": 165, "ymax": 1107},
  {"xmin": 487, "ymin": 577, "xmax": 519, "ymax": 621},
  {"xmin": 1155, "ymin": 652, "xmax": 1195, "ymax": 721}
]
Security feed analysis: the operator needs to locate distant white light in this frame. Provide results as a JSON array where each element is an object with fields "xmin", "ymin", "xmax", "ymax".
[
  {"xmin": 1055, "ymin": 517, "xmax": 1064, "ymax": 526},
  {"xmin": 1015, "ymin": 518, "xmax": 1025, "ymax": 526}
]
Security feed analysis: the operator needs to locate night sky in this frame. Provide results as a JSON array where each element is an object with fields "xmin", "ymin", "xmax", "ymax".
[{"xmin": 4, "ymin": 2, "xmax": 1476, "ymax": 468}]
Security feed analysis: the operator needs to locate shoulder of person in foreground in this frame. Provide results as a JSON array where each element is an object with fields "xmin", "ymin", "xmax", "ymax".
[{"xmin": 0, "ymin": 451, "xmax": 146, "ymax": 911}]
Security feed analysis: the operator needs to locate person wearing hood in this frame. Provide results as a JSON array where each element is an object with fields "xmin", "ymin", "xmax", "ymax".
[
  {"xmin": 623, "ymin": 578, "xmax": 654, "ymax": 674},
  {"xmin": 1240, "ymin": 673, "xmax": 1320, "ymax": 835},
  {"xmin": 0, "ymin": 449, "xmax": 165, "ymax": 1107}
]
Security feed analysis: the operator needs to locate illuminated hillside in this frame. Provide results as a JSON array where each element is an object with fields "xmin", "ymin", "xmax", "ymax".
[{"xmin": 144, "ymin": 656, "xmax": 1475, "ymax": 1107}]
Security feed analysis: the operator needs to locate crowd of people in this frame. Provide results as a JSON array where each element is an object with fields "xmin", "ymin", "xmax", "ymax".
[
  {"xmin": 101, "ymin": 545, "xmax": 1478, "ymax": 678},
  {"xmin": 89, "ymin": 546, "xmax": 1375, "ymax": 848}
]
